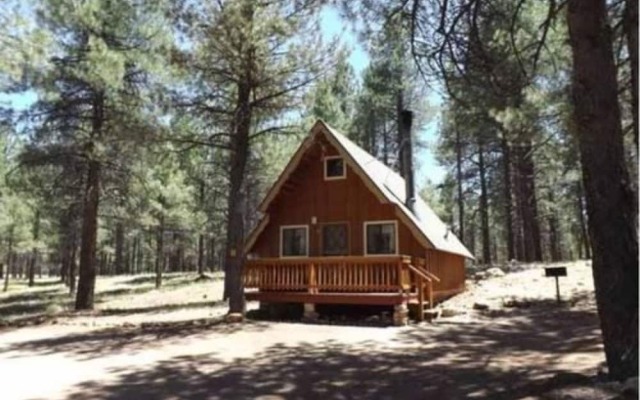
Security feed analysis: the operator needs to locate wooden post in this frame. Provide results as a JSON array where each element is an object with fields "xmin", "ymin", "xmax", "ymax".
[
  {"xmin": 418, "ymin": 277, "xmax": 425, "ymax": 322},
  {"xmin": 397, "ymin": 260, "xmax": 404, "ymax": 293},
  {"xmin": 308, "ymin": 262, "xmax": 316, "ymax": 294},
  {"xmin": 428, "ymin": 280, "xmax": 434, "ymax": 310}
]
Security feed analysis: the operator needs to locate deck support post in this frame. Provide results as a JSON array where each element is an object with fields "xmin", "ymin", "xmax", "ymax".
[
  {"xmin": 303, "ymin": 303, "xmax": 318, "ymax": 320},
  {"xmin": 393, "ymin": 302, "xmax": 408, "ymax": 326}
]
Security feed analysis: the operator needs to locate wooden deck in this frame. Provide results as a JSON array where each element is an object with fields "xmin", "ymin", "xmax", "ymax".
[{"xmin": 242, "ymin": 255, "xmax": 448, "ymax": 321}]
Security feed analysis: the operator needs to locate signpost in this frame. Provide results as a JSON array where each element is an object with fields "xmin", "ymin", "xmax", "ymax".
[{"xmin": 545, "ymin": 267, "xmax": 567, "ymax": 303}]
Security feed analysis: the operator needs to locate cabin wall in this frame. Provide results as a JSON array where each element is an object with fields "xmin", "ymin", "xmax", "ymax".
[
  {"xmin": 250, "ymin": 136, "xmax": 426, "ymax": 259},
  {"xmin": 425, "ymin": 249, "xmax": 466, "ymax": 293}
]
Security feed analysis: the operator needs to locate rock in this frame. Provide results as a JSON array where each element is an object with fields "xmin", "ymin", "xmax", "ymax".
[
  {"xmin": 473, "ymin": 302, "xmax": 490, "ymax": 311},
  {"xmin": 440, "ymin": 307, "xmax": 465, "ymax": 318},
  {"xmin": 225, "ymin": 313, "xmax": 244, "ymax": 323},
  {"xmin": 485, "ymin": 267, "xmax": 505, "ymax": 278},
  {"xmin": 365, "ymin": 315, "xmax": 380, "ymax": 322},
  {"xmin": 474, "ymin": 271, "xmax": 487, "ymax": 280},
  {"xmin": 623, "ymin": 377, "xmax": 638, "ymax": 396}
]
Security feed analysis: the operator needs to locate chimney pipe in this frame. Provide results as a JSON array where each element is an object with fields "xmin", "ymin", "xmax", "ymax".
[{"xmin": 400, "ymin": 110, "xmax": 416, "ymax": 214}]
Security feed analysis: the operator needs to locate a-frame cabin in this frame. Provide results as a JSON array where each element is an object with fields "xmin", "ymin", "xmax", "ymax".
[{"xmin": 242, "ymin": 120, "xmax": 473, "ymax": 324}]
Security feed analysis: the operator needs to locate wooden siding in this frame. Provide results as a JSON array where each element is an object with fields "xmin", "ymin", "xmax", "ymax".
[
  {"xmin": 250, "ymin": 136, "xmax": 425, "ymax": 258},
  {"xmin": 425, "ymin": 249, "xmax": 466, "ymax": 292}
]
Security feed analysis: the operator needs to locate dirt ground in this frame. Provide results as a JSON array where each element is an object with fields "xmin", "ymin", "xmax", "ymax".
[{"xmin": 0, "ymin": 261, "xmax": 623, "ymax": 400}]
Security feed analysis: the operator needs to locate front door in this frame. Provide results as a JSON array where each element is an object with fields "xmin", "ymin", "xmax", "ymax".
[{"xmin": 321, "ymin": 223, "xmax": 349, "ymax": 256}]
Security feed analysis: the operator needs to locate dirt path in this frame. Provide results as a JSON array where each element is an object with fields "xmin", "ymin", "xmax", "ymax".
[{"xmin": 0, "ymin": 262, "xmax": 614, "ymax": 399}]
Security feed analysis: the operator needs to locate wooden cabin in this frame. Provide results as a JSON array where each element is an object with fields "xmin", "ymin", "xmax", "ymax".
[{"xmin": 242, "ymin": 119, "xmax": 473, "ymax": 324}]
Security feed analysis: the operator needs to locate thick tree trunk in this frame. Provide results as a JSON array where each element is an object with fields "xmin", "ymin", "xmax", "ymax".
[
  {"xmin": 455, "ymin": 130, "xmax": 465, "ymax": 244},
  {"xmin": 624, "ymin": 0, "xmax": 638, "ymax": 147},
  {"xmin": 155, "ymin": 219, "xmax": 164, "ymax": 289},
  {"xmin": 501, "ymin": 138, "xmax": 515, "ymax": 260},
  {"xmin": 114, "ymin": 223, "xmax": 124, "ymax": 275},
  {"xmin": 223, "ymin": 2, "xmax": 255, "ymax": 316},
  {"xmin": 478, "ymin": 141, "xmax": 491, "ymax": 265},
  {"xmin": 567, "ymin": 0, "xmax": 639, "ymax": 380},
  {"xmin": 76, "ymin": 92, "xmax": 103, "ymax": 311}
]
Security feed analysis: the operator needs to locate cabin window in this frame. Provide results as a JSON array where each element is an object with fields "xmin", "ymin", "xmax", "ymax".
[
  {"xmin": 364, "ymin": 221, "xmax": 397, "ymax": 255},
  {"xmin": 324, "ymin": 156, "xmax": 346, "ymax": 180},
  {"xmin": 280, "ymin": 225, "xmax": 309, "ymax": 257},
  {"xmin": 322, "ymin": 223, "xmax": 348, "ymax": 256}
]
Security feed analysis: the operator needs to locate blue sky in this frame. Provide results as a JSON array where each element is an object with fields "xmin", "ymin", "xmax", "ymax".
[
  {"xmin": 319, "ymin": 7, "xmax": 446, "ymax": 186},
  {"xmin": 0, "ymin": 6, "xmax": 447, "ymax": 185}
]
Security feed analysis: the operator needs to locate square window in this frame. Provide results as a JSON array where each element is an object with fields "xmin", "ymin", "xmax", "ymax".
[
  {"xmin": 322, "ymin": 223, "xmax": 348, "ymax": 256},
  {"xmin": 365, "ymin": 222, "xmax": 397, "ymax": 255},
  {"xmin": 324, "ymin": 157, "xmax": 345, "ymax": 179},
  {"xmin": 281, "ymin": 226, "xmax": 308, "ymax": 257}
]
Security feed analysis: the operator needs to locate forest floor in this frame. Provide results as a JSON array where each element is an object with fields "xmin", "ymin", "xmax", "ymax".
[{"xmin": 0, "ymin": 261, "xmax": 629, "ymax": 400}]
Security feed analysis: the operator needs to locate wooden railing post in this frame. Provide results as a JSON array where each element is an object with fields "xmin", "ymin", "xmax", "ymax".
[
  {"xmin": 418, "ymin": 277, "xmax": 425, "ymax": 321},
  {"xmin": 428, "ymin": 279, "xmax": 434, "ymax": 310},
  {"xmin": 308, "ymin": 262, "xmax": 316, "ymax": 294}
]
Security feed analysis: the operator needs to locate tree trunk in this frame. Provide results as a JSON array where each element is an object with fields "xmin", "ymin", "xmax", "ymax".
[
  {"xmin": 114, "ymin": 222, "xmax": 124, "ymax": 275},
  {"xmin": 28, "ymin": 210, "xmax": 40, "ymax": 287},
  {"xmin": 576, "ymin": 182, "xmax": 592, "ymax": 259},
  {"xmin": 69, "ymin": 234, "xmax": 77, "ymax": 296},
  {"xmin": 155, "ymin": 219, "xmax": 164, "ymax": 289},
  {"xmin": 223, "ymin": 2, "xmax": 255, "ymax": 315},
  {"xmin": 567, "ymin": 0, "xmax": 639, "ymax": 380},
  {"xmin": 624, "ymin": 0, "xmax": 638, "ymax": 147},
  {"xmin": 547, "ymin": 192, "xmax": 562, "ymax": 262},
  {"xmin": 3, "ymin": 230, "xmax": 13, "ymax": 292},
  {"xmin": 478, "ymin": 141, "xmax": 491, "ymax": 265},
  {"xmin": 501, "ymin": 138, "xmax": 515, "ymax": 260},
  {"xmin": 455, "ymin": 130, "xmax": 465, "ymax": 244},
  {"xmin": 75, "ymin": 92, "xmax": 103, "ymax": 310}
]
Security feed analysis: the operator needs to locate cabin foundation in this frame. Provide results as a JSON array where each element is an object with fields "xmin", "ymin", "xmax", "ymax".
[
  {"xmin": 303, "ymin": 303, "xmax": 319, "ymax": 320},
  {"xmin": 393, "ymin": 303, "xmax": 408, "ymax": 326}
]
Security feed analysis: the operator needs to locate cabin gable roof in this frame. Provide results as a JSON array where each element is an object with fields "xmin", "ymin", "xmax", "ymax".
[{"xmin": 246, "ymin": 120, "xmax": 474, "ymax": 259}]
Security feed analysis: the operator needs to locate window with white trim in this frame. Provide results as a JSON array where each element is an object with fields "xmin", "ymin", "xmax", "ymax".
[
  {"xmin": 324, "ymin": 156, "xmax": 346, "ymax": 180},
  {"xmin": 280, "ymin": 226, "xmax": 308, "ymax": 257},
  {"xmin": 365, "ymin": 221, "xmax": 397, "ymax": 255}
]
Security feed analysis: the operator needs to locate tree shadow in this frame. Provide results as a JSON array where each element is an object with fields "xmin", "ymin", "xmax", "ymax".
[
  {"xmin": 5, "ymin": 318, "xmax": 270, "ymax": 361},
  {"xmin": 61, "ymin": 306, "xmax": 606, "ymax": 400},
  {"xmin": 98, "ymin": 300, "xmax": 226, "ymax": 316}
]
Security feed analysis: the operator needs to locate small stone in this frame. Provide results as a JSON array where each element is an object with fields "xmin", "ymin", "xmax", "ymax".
[
  {"xmin": 474, "ymin": 271, "xmax": 487, "ymax": 280},
  {"xmin": 225, "ymin": 313, "xmax": 244, "ymax": 323},
  {"xmin": 440, "ymin": 307, "xmax": 465, "ymax": 318},
  {"xmin": 485, "ymin": 267, "xmax": 505, "ymax": 278},
  {"xmin": 473, "ymin": 302, "xmax": 489, "ymax": 311},
  {"xmin": 473, "ymin": 302, "xmax": 490, "ymax": 311}
]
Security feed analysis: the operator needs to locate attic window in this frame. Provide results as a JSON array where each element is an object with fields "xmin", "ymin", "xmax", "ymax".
[{"xmin": 324, "ymin": 156, "xmax": 346, "ymax": 180}]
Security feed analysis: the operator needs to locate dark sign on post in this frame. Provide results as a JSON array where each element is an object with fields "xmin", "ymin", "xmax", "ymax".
[{"xmin": 545, "ymin": 267, "xmax": 567, "ymax": 303}]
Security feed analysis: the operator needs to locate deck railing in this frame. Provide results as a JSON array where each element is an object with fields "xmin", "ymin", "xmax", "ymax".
[{"xmin": 243, "ymin": 255, "xmax": 433, "ymax": 293}]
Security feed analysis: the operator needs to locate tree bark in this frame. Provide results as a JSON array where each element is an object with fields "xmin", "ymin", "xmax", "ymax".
[
  {"xmin": 69, "ymin": 234, "xmax": 77, "ymax": 296},
  {"xmin": 623, "ymin": 0, "xmax": 638, "ymax": 147},
  {"xmin": 75, "ymin": 92, "xmax": 103, "ymax": 310},
  {"xmin": 547, "ymin": 192, "xmax": 562, "ymax": 262},
  {"xmin": 478, "ymin": 141, "xmax": 491, "ymax": 265},
  {"xmin": 501, "ymin": 138, "xmax": 515, "ymax": 260},
  {"xmin": 222, "ymin": 1, "xmax": 255, "ymax": 315},
  {"xmin": 576, "ymin": 182, "xmax": 592, "ymax": 259},
  {"xmin": 455, "ymin": 130, "xmax": 465, "ymax": 244},
  {"xmin": 155, "ymin": 218, "xmax": 164, "ymax": 289},
  {"xmin": 114, "ymin": 222, "xmax": 125, "ymax": 275},
  {"xmin": 567, "ymin": 0, "xmax": 639, "ymax": 380},
  {"xmin": 3, "ymin": 230, "xmax": 13, "ymax": 292},
  {"xmin": 28, "ymin": 210, "xmax": 40, "ymax": 287}
]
